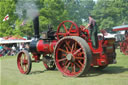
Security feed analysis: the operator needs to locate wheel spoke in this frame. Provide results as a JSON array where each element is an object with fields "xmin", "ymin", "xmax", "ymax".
[
  {"xmin": 65, "ymin": 41, "xmax": 72, "ymax": 51},
  {"xmin": 58, "ymin": 33, "xmax": 66, "ymax": 36},
  {"xmin": 23, "ymin": 59, "xmax": 28, "ymax": 64},
  {"xmin": 58, "ymin": 48, "xmax": 68, "ymax": 54},
  {"xmin": 78, "ymin": 60, "xmax": 84, "ymax": 67},
  {"xmin": 75, "ymin": 57, "xmax": 84, "ymax": 60},
  {"xmin": 74, "ymin": 42, "xmax": 77, "ymax": 50},
  {"xmin": 72, "ymin": 63, "xmax": 76, "ymax": 73},
  {"xmin": 58, "ymin": 57, "xmax": 67, "ymax": 62},
  {"xmin": 75, "ymin": 62, "xmax": 81, "ymax": 68},
  {"xmin": 73, "ymin": 48, "xmax": 82, "ymax": 55},
  {"xmin": 69, "ymin": 24, "xmax": 73, "ymax": 32},
  {"xmin": 62, "ymin": 53, "xmax": 67, "ymax": 57},
  {"xmin": 71, "ymin": 44, "xmax": 74, "ymax": 53},
  {"xmin": 63, "ymin": 24, "xmax": 68, "ymax": 33},
  {"xmin": 21, "ymin": 54, "xmax": 24, "ymax": 61},
  {"xmin": 64, "ymin": 62, "xmax": 71, "ymax": 72},
  {"xmin": 24, "ymin": 64, "xmax": 28, "ymax": 72},
  {"xmin": 64, "ymin": 45, "xmax": 69, "ymax": 53},
  {"xmin": 77, "ymin": 52, "xmax": 84, "ymax": 57},
  {"xmin": 64, "ymin": 60, "xmax": 69, "ymax": 66}
]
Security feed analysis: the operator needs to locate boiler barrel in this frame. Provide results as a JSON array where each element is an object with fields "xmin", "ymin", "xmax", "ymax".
[{"xmin": 29, "ymin": 40, "xmax": 57, "ymax": 54}]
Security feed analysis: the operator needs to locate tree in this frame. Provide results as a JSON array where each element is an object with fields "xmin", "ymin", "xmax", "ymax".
[
  {"xmin": 14, "ymin": 0, "xmax": 68, "ymax": 37},
  {"xmin": 39, "ymin": 0, "xmax": 68, "ymax": 31},
  {"xmin": 0, "ymin": 0, "xmax": 17, "ymax": 37},
  {"xmin": 91, "ymin": 0, "xmax": 128, "ymax": 30},
  {"xmin": 64, "ymin": 0, "xmax": 95, "ymax": 25}
]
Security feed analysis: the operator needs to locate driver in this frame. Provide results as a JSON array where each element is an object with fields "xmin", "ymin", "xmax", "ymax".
[{"xmin": 83, "ymin": 15, "xmax": 98, "ymax": 48}]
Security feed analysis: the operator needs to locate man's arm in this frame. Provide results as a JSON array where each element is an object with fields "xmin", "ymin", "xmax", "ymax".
[{"xmin": 83, "ymin": 23, "xmax": 90, "ymax": 30}]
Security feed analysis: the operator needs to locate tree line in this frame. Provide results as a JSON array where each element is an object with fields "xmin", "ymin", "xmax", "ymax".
[{"xmin": 0, "ymin": 0, "xmax": 128, "ymax": 37}]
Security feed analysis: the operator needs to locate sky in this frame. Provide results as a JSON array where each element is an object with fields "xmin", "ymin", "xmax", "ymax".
[{"xmin": 93, "ymin": 0, "xmax": 97, "ymax": 2}]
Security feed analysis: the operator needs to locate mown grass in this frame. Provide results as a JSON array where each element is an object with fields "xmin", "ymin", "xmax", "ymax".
[{"xmin": 0, "ymin": 49, "xmax": 128, "ymax": 85}]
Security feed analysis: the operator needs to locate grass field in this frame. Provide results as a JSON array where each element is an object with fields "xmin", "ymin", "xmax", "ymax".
[{"xmin": 0, "ymin": 49, "xmax": 128, "ymax": 85}]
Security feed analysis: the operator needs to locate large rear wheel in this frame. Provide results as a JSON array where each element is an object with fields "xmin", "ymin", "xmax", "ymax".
[{"xmin": 54, "ymin": 36, "xmax": 92, "ymax": 77}]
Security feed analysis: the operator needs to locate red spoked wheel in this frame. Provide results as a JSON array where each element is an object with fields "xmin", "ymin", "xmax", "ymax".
[
  {"xmin": 54, "ymin": 36, "xmax": 92, "ymax": 77},
  {"xmin": 43, "ymin": 55, "xmax": 56, "ymax": 70},
  {"xmin": 120, "ymin": 40, "xmax": 128, "ymax": 55},
  {"xmin": 56, "ymin": 20, "xmax": 80, "ymax": 40},
  {"xmin": 17, "ymin": 50, "xmax": 32, "ymax": 74}
]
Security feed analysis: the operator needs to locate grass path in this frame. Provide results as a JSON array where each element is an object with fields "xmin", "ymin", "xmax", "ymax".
[{"xmin": 0, "ymin": 49, "xmax": 128, "ymax": 85}]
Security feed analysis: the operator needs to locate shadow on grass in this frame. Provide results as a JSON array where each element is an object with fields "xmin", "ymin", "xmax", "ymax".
[
  {"xmin": 30, "ymin": 70, "xmax": 47, "ymax": 75},
  {"xmin": 28, "ymin": 66, "xmax": 128, "ymax": 77},
  {"xmin": 85, "ymin": 66, "xmax": 128, "ymax": 77},
  {"xmin": 30, "ymin": 68, "xmax": 58, "ymax": 75}
]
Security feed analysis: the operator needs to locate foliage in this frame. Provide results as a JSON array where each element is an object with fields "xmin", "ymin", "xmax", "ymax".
[
  {"xmin": 0, "ymin": 0, "xmax": 17, "ymax": 37},
  {"xmin": 39, "ymin": 0, "xmax": 68, "ymax": 32},
  {"xmin": 91, "ymin": 0, "xmax": 128, "ymax": 30},
  {"xmin": 64, "ymin": 0, "xmax": 95, "ymax": 26},
  {"xmin": 0, "ymin": 0, "xmax": 128, "ymax": 37}
]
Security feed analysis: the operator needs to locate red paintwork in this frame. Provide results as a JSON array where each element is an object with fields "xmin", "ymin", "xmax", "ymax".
[
  {"xmin": 83, "ymin": 29, "xmax": 115, "ymax": 66},
  {"xmin": 30, "ymin": 40, "xmax": 57, "ymax": 62},
  {"xmin": 37, "ymin": 40, "xmax": 57, "ymax": 54},
  {"xmin": 113, "ymin": 28, "xmax": 128, "ymax": 31},
  {"xmin": 120, "ymin": 39, "xmax": 128, "ymax": 55},
  {"xmin": 56, "ymin": 20, "xmax": 80, "ymax": 40},
  {"xmin": 32, "ymin": 53, "xmax": 40, "ymax": 62}
]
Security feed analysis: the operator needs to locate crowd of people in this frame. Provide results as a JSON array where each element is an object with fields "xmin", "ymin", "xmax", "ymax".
[{"xmin": 0, "ymin": 43, "xmax": 29, "ymax": 57}]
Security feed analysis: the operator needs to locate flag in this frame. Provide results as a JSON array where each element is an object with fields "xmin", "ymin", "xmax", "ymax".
[{"xmin": 3, "ymin": 14, "xmax": 9, "ymax": 21}]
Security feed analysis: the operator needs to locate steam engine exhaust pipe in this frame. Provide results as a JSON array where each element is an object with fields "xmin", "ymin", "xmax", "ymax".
[{"xmin": 33, "ymin": 16, "xmax": 40, "ymax": 39}]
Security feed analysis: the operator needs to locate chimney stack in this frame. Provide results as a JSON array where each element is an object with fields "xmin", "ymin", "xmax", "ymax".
[{"xmin": 33, "ymin": 16, "xmax": 40, "ymax": 39}]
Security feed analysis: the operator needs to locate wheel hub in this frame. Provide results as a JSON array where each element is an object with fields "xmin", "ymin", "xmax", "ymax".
[
  {"xmin": 66, "ymin": 54, "xmax": 72, "ymax": 60},
  {"xmin": 66, "ymin": 53, "xmax": 75, "ymax": 62}
]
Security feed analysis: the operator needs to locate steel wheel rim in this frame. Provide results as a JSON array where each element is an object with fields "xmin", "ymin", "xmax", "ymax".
[
  {"xmin": 55, "ymin": 38, "xmax": 87, "ymax": 77},
  {"xmin": 17, "ymin": 52, "xmax": 29, "ymax": 74}
]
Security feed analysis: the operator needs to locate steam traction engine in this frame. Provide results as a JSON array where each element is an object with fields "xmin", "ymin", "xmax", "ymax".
[
  {"xmin": 113, "ymin": 25, "xmax": 128, "ymax": 55},
  {"xmin": 17, "ymin": 16, "xmax": 116, "ymax": 77}
]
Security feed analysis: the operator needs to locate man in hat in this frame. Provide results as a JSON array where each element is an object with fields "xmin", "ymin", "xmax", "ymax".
[{"xmin": 83, "ymin": 15, "xmax": 98, "ymax": 48}]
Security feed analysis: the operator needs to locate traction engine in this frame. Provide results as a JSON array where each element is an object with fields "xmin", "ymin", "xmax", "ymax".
[
  {"xmin": 17, "ymin": 16, "xmax": 116, "ymax": 77},
  {"xmin": 113, "ymin": 25, "xmax": 128, "ymax": 55}
]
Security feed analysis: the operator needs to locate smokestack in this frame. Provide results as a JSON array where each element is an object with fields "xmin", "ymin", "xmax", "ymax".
[{"xmin": 33, "ymin": 16, "xmax": 40, "ymax": 39}]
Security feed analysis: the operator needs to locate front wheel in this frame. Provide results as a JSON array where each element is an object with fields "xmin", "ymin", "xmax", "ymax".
[{"xmin": 17, "ymin": 50, "xmax": 32, "ymax": 74}]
